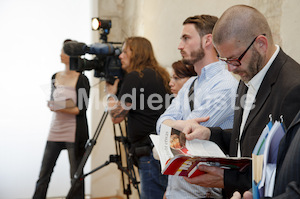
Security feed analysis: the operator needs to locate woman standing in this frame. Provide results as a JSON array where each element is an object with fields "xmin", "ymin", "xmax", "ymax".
[
  {"xmin": 106, "ymin": 36, "xmax": 170, "ymax": 199},
  {"xmin": 33, "ymin": 39, "xmax": 90, "ymax": 199}
]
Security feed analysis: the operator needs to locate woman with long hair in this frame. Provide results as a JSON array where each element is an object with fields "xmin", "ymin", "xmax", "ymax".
[{"xmin": 106, "ymin": 36, "xmax": 170, "ymax": 199}]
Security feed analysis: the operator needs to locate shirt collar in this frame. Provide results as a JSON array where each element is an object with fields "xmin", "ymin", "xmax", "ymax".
[
  {"xmin": 198, "ymin": 60, "xmax": 225, "ymax": 81},
  {"xmin": 246, "ymin": 45, "xmax": 280, "ymax": 91}
]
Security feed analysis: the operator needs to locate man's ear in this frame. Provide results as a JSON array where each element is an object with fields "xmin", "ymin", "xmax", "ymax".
[
  {"xmin": 202, "ymin": 34, "xmax": 213, "ymax": 49},
  {"xmin": 255, "ymin": 34, "xmax": 268, "ymax": 53}
]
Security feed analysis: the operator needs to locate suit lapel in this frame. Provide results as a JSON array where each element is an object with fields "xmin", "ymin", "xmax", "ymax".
[
  {"xmin": 286, "ymin": 111, "xmax": 300, "ymax": 131},
  {"xmin": 235, "ymin": 81, "xmax": 248, "ymax": 127},
  {"xmin": 241, "ymin": 49, "xmax": 286, "ymax": 141},
  {"xmin": 231, "ymin": 81, "xmax": 248, "ymax": 155}
]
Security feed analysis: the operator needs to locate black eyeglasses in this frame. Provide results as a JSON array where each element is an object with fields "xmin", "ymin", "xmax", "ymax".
[{"xmin": 218, "ymin": 34, "xmax": 266, "ymax": 66}]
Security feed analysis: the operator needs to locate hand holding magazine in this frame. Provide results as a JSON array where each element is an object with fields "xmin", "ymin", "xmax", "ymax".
[{"xmin": 150, "ymin": 123, "xmax": 251, "ymax": 178}]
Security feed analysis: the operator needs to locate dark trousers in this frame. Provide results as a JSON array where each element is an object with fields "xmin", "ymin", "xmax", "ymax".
[{"xmin": 32, "ymin": 141, "xmax": 84, "ymax": 199}]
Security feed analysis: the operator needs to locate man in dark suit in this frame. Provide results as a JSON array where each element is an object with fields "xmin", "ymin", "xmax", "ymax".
[
  {"xmin": 231, "ymin": 110, "xmax": 300, "ymax": 199},
  {"xmin": 180, "ymin": 5, "xmax": 300, "ymax": 198},
  {"xmin": 272, "ymin": 110, "xmax": 300, "ymax": 198}
]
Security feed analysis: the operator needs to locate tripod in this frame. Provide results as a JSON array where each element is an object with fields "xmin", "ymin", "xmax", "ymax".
[{"xmin": 66, "ymin": 109, "xmax": 140, "ymax": 199}]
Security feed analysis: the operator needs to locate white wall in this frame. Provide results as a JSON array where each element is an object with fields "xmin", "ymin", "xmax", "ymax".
[{"xmin": 0, "ymin": 0, "xmax": 94, "ymax": 198}]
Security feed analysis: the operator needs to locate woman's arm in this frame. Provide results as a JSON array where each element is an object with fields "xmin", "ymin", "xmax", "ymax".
[
  {"xmin": 106, "ymin": 79, "xmax": 131, "ymax": 124},
  {"xmin": 53, "ymin": 107, "xmax": 80, "ymax": 115},
  {"xmin": 107, "ymin": 96, "xmax": 131, "ymax": 124}
]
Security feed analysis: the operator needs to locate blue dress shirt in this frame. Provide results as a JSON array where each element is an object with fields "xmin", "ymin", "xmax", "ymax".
[{"xmin": 156, "ymin": 61, "xmax": 238, "ymax": 199}]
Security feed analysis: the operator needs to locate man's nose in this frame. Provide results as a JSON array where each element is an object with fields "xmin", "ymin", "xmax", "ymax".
[{"xmin": 178, "ymin": 41, "xmax": 184, "ymax": 50}]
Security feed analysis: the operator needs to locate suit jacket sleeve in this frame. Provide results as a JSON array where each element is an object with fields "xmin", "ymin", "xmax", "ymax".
[
  {"xmin": 209, "ymin": 127, "xmax": 253, "ymax": 199},
  {"xmin": 209, "ymin": 127, "xmax": 232, "ymax": 155}
]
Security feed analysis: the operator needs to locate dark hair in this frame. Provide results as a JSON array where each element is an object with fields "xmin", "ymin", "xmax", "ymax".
[
  {"xmin": 63, "ymin": 39, "xmax": 72, "ymax": 44},
  {"xmin": 183, "ymin": 15, "xmax": 218, "ymax": 37},
  {"xmin": 172, "ymin": 60, "xmax": 197, "ymax": 78}
]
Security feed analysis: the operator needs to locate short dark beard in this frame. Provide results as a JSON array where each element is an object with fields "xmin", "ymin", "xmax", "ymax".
[
  {"xmin": 245, "ymin": 48, "xmax": 264, "ymax": 82},
  {"xmin": 182, "ymin": 46, "xmax": 205, "ymax": 65},
  {"xmin": 250, "ymin": 48, "xmax": 264, "ymax": 75}
]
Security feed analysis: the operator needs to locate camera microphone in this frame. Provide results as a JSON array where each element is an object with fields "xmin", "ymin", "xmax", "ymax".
[
  {"xmin": 63, "ymin": 41, "xmax": 86, "ymax": 56},
  {"xmin": 63, "ymin": 41, "xmax": 117, "ymax": 56}
]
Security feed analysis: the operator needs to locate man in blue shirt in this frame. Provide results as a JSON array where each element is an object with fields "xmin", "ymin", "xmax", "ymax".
[{"xmin": 156, "ymin": 15, "xmax": 238, "ymax": 199}]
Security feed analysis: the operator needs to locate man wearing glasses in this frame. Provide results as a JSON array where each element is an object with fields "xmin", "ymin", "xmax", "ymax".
[{"xmin": 180, "ymin": 5, "xmax": 300, "ymax": 198}]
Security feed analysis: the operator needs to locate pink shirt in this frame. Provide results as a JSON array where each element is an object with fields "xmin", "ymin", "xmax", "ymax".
[{"xmin": 48, "ymin": 85, "xmax": 77, "ymax": 142}]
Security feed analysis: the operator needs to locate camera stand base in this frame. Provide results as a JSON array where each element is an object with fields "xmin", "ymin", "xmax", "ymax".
[{"xmin": 66, "ymin": 111, "xmax": 140, "ymax": 199}]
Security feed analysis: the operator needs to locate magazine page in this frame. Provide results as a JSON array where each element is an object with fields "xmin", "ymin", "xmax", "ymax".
[
  {"xmin": 151, "ymin": 123, "xmax": 251, "ymax": 178},
  {"xmin": 150, "ymin": 124, "xmax": 174, "ymax": 171},
  {"xmin": 185, "ymin": 139, "xmax": 226, "ymax": 157},
  {"xmin": 150, "ymin": 123, "xmax": 192, "ymax": 170}
]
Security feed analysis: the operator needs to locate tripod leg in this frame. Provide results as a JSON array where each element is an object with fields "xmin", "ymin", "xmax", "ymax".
[
  {"xmin": 115, "ymin": 123, "xmax": 141, "ymax": 198},
  {"xmin": 113, "ymin": 124, "xmax": 130, "ymax": 198},
  {"xmin": 66, "ymin": 111, "xmax": 108, "ymax": 199}
]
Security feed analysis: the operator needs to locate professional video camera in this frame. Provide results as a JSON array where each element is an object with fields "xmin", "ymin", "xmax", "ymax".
[{"xmin": 63, "ymin": 19, "xmax": 124, "ymax": 85}]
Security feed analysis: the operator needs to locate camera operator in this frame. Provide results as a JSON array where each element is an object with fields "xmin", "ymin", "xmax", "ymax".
[{"xmin": 105, "ymin": 36, "xmax": 170, "ymax": 199}]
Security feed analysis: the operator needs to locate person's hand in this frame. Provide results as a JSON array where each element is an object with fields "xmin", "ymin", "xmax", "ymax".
[
  {"xmin": 152, "ymin": 146, "xmax": 160, "ymax": 160},
  {"xmin": 163, "ymin": 191, "xmax": 167, "ymax": 199},
  {"xmin": 48, "ymin": 101, "xmax": 58, "ymax": 112},
  {"xmin": 243, "ymin": 191, "xmax": 253, "ymax": 199},
  {"xmin": 170, "ymin": 117, "xmax": 209, "ymax": 133},
  {"xmin": 105, "ymin": 78, "xmax": 119, "ymax": 95},
  {"xmin": 231, "ymin": 191, "xmax": 242, "ymax": 199},
  {"xmin": 181, "ymin": 117, "xmax": 211, "ymax": 141},
  {"xmin": 183, "ymin": 165, "xmax": 224, "ymax": 188},
  {"xmin": 231, "ymin": 191, "xmax": 253, "ymax": 199}
]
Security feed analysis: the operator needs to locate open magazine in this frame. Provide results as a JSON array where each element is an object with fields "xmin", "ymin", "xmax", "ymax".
[{"xmin": 150, "ymin": 123, "xmax": 251, "ymax": 178}]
